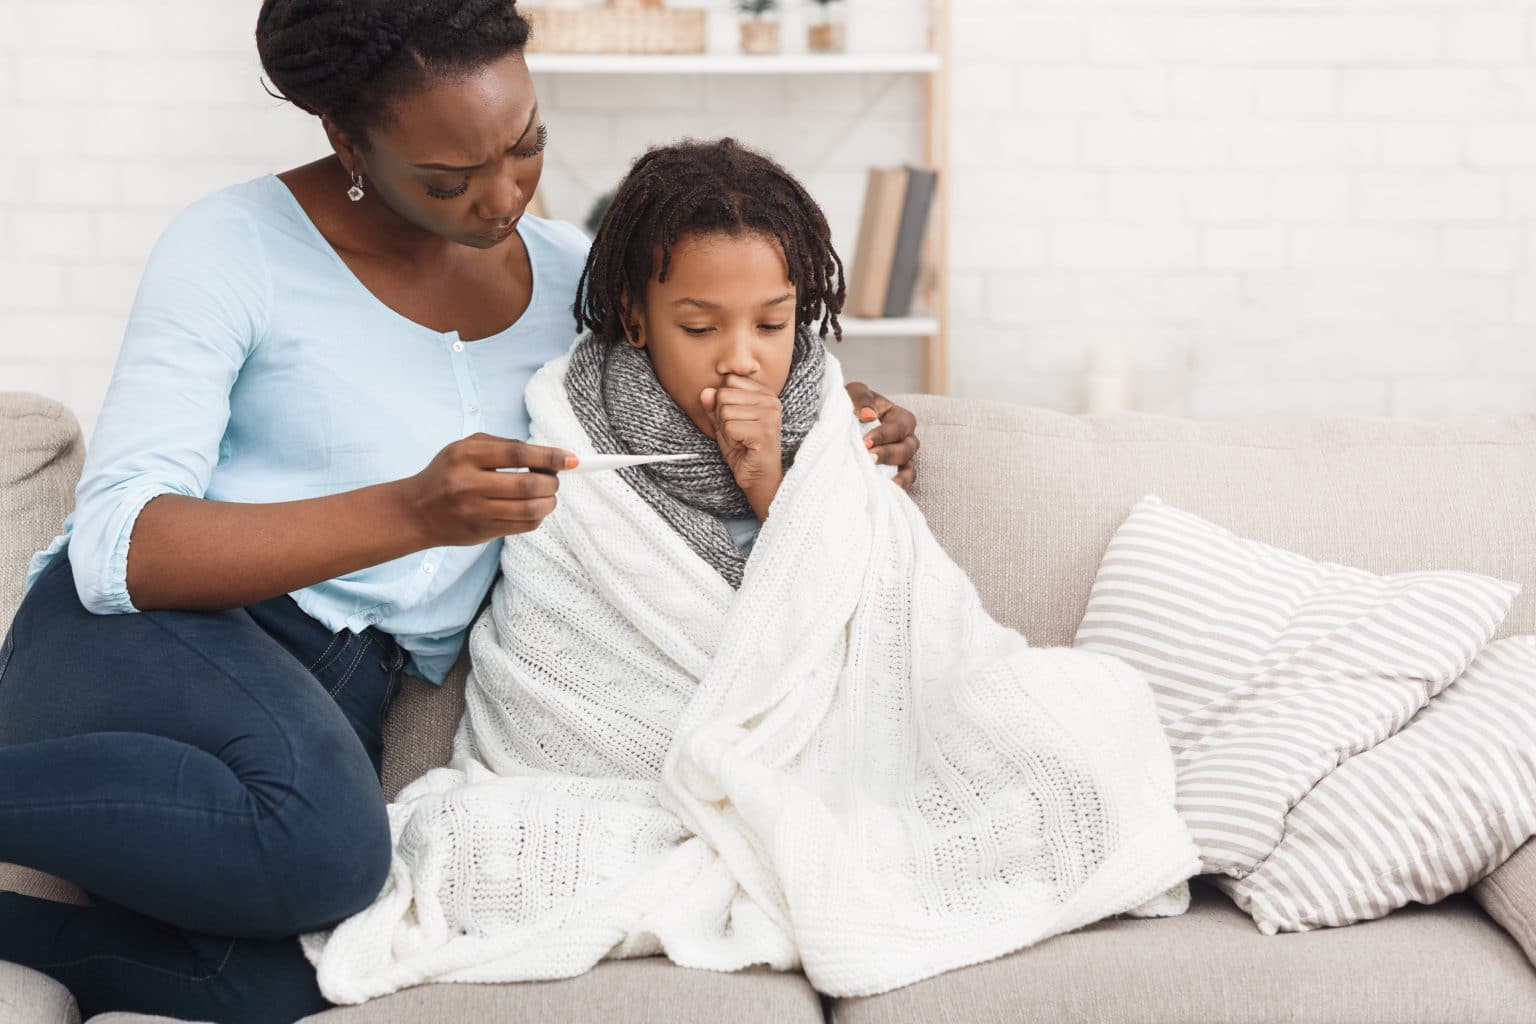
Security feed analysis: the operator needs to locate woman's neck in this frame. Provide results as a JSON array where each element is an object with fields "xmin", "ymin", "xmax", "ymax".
[{"xmin": 279, "ymin": 156, "xmax": 457, "ymax": 268}]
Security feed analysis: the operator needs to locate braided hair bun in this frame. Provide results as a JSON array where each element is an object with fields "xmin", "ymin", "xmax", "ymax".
[{"xmin": 256, "ymin": 0, "xmax": 531, "ymax": 137}]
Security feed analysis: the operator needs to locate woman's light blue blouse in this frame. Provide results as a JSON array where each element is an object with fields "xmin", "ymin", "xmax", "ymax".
[{"xmin": 26, "ymin": 174, "xmax": 592, "ymax": 684}]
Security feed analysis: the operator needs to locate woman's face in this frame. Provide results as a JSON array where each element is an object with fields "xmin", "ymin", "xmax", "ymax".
[
  {"xmin": 337, "ymin": 52, "xmax": 546, "ymax": 250},
  {"xmin": 632, "ymin": 231, "xmax": 798, "ymax": 440}
]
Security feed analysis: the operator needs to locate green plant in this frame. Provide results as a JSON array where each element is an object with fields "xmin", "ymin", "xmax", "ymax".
[{"xmin": 736, "ymin": 0, "xmax": 778, "ymax": 17}]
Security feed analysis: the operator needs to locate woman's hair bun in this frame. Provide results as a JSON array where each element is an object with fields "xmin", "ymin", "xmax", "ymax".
[{"xmin": 257, "ymin": 1, "xmax": 531, "ymax": 136}]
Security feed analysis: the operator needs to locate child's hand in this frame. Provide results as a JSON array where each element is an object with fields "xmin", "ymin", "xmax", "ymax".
[{"xmin": 700, "ymin": 374, "xmax": 783, "ymax": 520}]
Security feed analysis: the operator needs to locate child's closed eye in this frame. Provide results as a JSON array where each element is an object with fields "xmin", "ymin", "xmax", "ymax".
[{"xmin": 676, "ymin": 323, "xmax": 788, "ymax": 336}]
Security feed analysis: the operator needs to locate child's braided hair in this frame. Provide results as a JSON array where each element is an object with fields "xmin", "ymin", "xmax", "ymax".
[{"xmin": 574, "ymin": 138, "xmax": 846, "ymax": 345}]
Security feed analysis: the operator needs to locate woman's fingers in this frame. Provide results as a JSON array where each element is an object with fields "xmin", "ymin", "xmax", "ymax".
[
  {"xmin": 892, "ymin": 464, "xmax": 916, "ymax": 491},
  {"xmin": 483, "ymin": 468, "xmax": 561, "ymax": 501},
  {"xmin": 853, "ymin": 393, "xmax": 921, "ymax": 479},
  {"xmin": 462, "ymin": 434, "xmax": 576, "ymax": 472},
  {"xmin": 483, "ymin": 496, "xmax": 559, "ymax": 523},
  {"xmin": 845, "ymin": 380, "xmax": 879, "ymax": 420}
]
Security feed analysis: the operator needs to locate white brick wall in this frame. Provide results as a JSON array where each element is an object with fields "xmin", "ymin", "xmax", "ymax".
[
  {"xmin": 3, "ymin": 0, "xmax": 1535, "ymax": 438},
  {"xmin": 948, "ymin": 1, "xmax": 1536, "ymax": 418}
]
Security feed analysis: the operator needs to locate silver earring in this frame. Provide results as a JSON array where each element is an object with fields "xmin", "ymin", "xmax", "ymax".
[{"xmin": 347, "ymin": 172, "xmax": 365, "ymax": 202}]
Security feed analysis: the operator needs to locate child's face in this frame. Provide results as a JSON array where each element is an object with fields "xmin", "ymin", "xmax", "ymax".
[{"xmin": 631, "ymin": 231, "xmax": 797, "ymax": 440}]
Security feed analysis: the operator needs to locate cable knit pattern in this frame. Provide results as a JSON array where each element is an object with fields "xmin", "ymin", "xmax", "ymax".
[
  {"xmin": 299, "ymin": 346, "xmax": 1201, "ymax": 1005},
  {"xmin": 564, "ymin": 329, "xmax": 825, "ymax": 587}
]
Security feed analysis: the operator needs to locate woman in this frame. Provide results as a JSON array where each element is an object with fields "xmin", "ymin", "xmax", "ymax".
[{"xmin": 0, "ymin": 3, "xmax": 919, "ymax": 1022}]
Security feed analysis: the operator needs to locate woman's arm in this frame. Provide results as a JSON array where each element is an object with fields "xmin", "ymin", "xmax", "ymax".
[
  {"xmin": 71, "ymin": 192, "xmax": 570, "ymax": 615},
  {"xmin": 126, "ymin": 436, "xmax": 569, "ymax": 611}
]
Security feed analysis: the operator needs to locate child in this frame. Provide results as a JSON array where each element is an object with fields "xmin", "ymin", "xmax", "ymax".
[
  {"xmin": 302, "ymin": 139, "xmax": 1197, "ymax": 1006},
  {"xmin": 564, "ymin": 136, "xmax": 851, "ymax": 586}
]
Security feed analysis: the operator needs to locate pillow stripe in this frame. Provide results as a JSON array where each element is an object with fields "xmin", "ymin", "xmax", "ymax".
[
  {"xmin": 1074, "ymin": 495, "xmax": 1520, "ymax": 880},
  {"xmin": 1220, "ymin": 636, "xmax": 1536, "ymax": 933}
]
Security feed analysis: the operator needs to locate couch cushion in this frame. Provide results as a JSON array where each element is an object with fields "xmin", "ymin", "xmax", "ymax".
[
  {"xmin": 829, "ymin": 881, "xmax": 1536, "ymax": 1024},
  {"xmin": 895, "ymin": 395, "xmax": 1536, "ymax": 647},
  {"xmin": 380, "ymin": 651, "xmax": 468, "ymax": 803},
  {"xmin": 0, "ymin": 392, "xmax": 83, "ymax": 637},
  {"xmin": 0, "ymin": 960, "xmax": 80, "ymax": 1024},
  {"xmin": 296, "ymin": 959, "xmax": 822, "ymax": 1024}
]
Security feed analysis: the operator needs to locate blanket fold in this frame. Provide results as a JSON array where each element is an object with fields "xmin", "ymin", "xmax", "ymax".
[{"xmin": 301, "ymin": 342, "xmax": 1200, "ymax": 1004}]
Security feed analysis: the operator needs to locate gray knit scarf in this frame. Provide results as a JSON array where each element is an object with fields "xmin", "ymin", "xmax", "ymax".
[{"xmin": 564, "ymin": 329, "xmax": 827, "ymax": 588}]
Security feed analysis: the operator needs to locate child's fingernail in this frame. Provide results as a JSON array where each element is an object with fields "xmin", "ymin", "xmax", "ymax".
[{"xmin": 564, "ymin": 455, "xmax": 579, "ymax": 469}]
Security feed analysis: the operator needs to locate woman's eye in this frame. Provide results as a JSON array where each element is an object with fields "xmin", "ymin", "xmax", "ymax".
[
  {"xmin": 426, "ymin": 179, "xmax": 469, "ymax": 200},
  {"xmin": 514, "ymin": 123, "xmax": 549, "ymax": 161},
  {"xmin": 759, "ymin": 322, "xmax": 789, "ymax": 332},
  {"xmin": 680, "ymin": 326, "xmax": 712, "ymax": 336}
]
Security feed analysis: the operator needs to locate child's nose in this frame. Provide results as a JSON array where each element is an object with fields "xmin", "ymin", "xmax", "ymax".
[{"xmin": 717, "ymin": 331, "xmax": 761, "ymax": 376}]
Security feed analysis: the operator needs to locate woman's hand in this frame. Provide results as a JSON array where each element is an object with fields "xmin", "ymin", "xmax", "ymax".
[
  {"xmin": 400, "ymin": 434, "xmax": 577, "ymax": 546},
  {"xmin": 845, "ymin": 382, "xmax": 920, "ymax": 490},
  {"xmin": 701, "ymin": 375, "xmax": 783, "ymax": 521}
]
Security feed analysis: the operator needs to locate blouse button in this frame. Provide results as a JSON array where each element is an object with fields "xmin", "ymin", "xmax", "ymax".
[
  {"xmin": 423, "ymin": 562, "xmax": 436, "ymax": 575},
  {"xmin": 452, "ymin": 341, "xmax": 465, "ymax": 353}
]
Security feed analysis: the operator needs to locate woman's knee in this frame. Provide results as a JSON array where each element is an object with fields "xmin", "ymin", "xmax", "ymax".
[{"xmin": 257, "ymin": 785, "xmax": 392, "ymax": 936}]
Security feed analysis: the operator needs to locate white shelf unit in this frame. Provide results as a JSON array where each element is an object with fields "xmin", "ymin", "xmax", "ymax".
[
  {"xmin": 838, "ymin": 316, "xmax": 939, "ymax": 338},
  {"xmin": 525, "ymin": 53, "xmax": 942, "ymax": 75},
  {"xmin": 525, "ymin": 3, "xmax": 952, "ymax": 393}
]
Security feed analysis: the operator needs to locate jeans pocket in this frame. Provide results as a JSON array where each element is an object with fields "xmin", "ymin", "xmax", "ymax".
[
  {"xmin": 326, "ymin": 634, "xmax": 376, "ymax": 698},
  {"xmin": 306, "ymin": 630, "xmax": 350, "ymax": 676}
]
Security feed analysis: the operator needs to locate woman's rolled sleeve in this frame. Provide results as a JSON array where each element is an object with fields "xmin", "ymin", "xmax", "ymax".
[{"xmin": 66, "ymin": 194, "xmax": 270, "ymax": 614}]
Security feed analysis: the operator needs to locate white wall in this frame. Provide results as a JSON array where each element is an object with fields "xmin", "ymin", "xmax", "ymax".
[
  {"xmin": 948, "ymin": 1, "xmax": 1536, "ymax": 418},
  {"xmin": 2, "ymin": 0, "xmax": 1534, "ymax": 440}
]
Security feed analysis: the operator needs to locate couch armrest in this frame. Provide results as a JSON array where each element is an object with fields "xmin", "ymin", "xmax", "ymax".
[
  {"xmin": 1474, "ymin": 839, "xmax": 1536, "ymax": 970},
  {"xmin": 1, "ymin": 392, "xmax": 85, "ymax": 635},
  {"xmin": 0, "ymin": 961, "xmax": 80, "ymax": 1024}
]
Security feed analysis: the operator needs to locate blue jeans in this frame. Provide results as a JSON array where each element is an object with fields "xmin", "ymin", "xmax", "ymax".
[{"xmin": 0, "ymin": 552, "xmax": 407, "ymax": 1023}]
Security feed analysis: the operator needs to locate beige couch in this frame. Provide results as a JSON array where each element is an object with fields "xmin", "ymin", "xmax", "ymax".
[{"xmin": 4, "ymin": 388, "xmax": 1536, "ymax": 1024}]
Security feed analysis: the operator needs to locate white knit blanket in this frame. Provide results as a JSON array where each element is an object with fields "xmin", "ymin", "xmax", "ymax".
[{"xmin": 301, "ymin": 349, "xmax": 1200, "ymax": 1004}]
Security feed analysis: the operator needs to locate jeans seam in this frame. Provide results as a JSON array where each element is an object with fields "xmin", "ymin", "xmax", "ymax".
[
  {"xmin": 306, "ymin": 631, "xmax": 347, "ymax": 674},
  {"xmin": 0, "ymin": 797, "xmax": 270, "ymax": 817},
  {"xmin": 327, "ymin": 634, "xmax": 374, "ymax": 698},
  {"xmin": 377, "ymin": 664, "xmax": 402, "ymax": 735},
  {"xmin": 34, "ymin": 936, "xmax": 237, "ymax": 981},
  {"xmin": 0, "ymin": 631, "xmax": 13, "ymax": 686}
]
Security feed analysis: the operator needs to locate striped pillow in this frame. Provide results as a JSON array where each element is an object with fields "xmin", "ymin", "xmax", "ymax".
[
  {"xmin": 1073, "ymin": 496, "xmax": 1520, "ymax": 881},
  {"xmin": 1219, "ymin": 635, "xmax": 1536, "ymax": 933}
]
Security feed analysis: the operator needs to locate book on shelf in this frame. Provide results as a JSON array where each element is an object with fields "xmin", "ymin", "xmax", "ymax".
[{"xmin": 845, "ymin": 165, "xmax": 939, "ymax": 320}]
